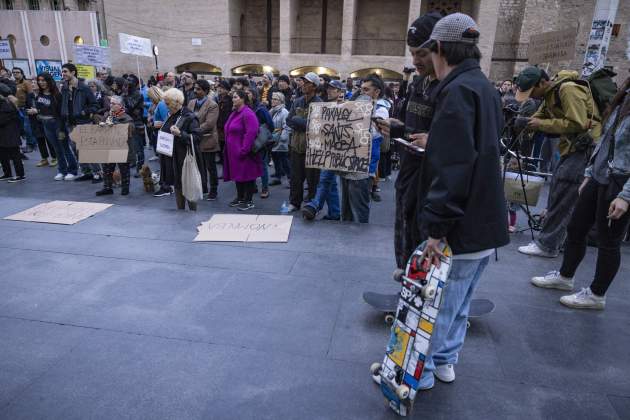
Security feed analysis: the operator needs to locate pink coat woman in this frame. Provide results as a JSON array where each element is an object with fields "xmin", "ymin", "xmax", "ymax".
[{"xmin": 222, "ymin": 103, "xmax": 262, "ymax": 182}]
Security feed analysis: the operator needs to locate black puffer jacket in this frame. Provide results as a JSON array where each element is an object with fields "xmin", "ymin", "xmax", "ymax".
[
  {"xmin": 0, "ymin": 96, "xmax": 21, "ymax": 148},
  {"xmin": 419, "ymin": 59, "xmax": 509, "ymax": 254}
]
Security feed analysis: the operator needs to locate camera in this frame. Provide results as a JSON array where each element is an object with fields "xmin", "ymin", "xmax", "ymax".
[{"xmin": 403, "ymin": 67, "xmax": 415, "ymax": 74}]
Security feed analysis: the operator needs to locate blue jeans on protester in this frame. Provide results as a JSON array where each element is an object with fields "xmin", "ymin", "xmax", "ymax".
[
  {"xmin": 41, "ymin": 119, "xmax": 78, "ymax": 176},
  {"xmin": 308, "ymin": 170, "xmax": 340, "ymax": 218},
  {"xmin": 418, "ymin": 256, "xmax": 490, "ymax": 389},
  {"xmin": 20, "ymin": 108, "xmax": 38, "ymax": 147}
]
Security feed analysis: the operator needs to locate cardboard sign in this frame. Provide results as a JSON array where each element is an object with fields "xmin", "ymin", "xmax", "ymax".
[
  {"xmin": 156, "ymin": 130, "xmax": 174, "ymax": 157},
  {"xmin": 305, "ymin": 101, "xmax": 374, "ymax": 173},
  {"xmin": 70, "ymin": 123, "xmax": 129, "ymax": 163},
  {"xmin": 4, "ymin": 201, "xmax": 112, "ymax": 225},
  {"xmin": 119, "ymin": 33, "xmax": 153, "ymax": 57},
  {"xmin": 0, "ymin": 40, "xmax": 12, "ymax": 59},
  {"xmin": 76, "ymin": 64, "xmax": 96, "ymax": 80},
  {"xmin": 194, "ymin": 214, "xmax": 293, "ymax": 243},
  {"xmin": 73, "ymin": 44, "xmax": 111, "ymax": 67},
  {"xmin": 528, "ymin": 28, "xmax": 578, "ymax": 64},
  {"xmin": 35, "ymin": 60, "xmax": 62, "ymax": 81}
]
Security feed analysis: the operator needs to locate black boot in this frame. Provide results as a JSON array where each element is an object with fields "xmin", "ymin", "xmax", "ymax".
[{"xmin": 96, "ymin": 188, "xmax": 113, "ymax": 196}]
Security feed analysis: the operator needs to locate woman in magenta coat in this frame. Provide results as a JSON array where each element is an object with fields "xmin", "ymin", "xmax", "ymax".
[{"xmin": 223, "ymin": 90, "xmax": 262, "ymax": 211}]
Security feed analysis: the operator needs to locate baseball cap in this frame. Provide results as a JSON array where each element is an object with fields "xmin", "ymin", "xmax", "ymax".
[
  {"xmin": 328, "ymin": 80, "xmax": 345, "ymax": 90},
  {"xmin": 301, "ymin": 72, "xmax": 320, "ymax": 87},
  {"xmin": 514, "ymin": 67, "xmax": 543, "ymax": 102},
  {"xmin": 420, "ymin": 13, "xmax": 479, "ymax": 49},
  {"xmin": 407, "ymin": 12, "xmax": 442, "ymax": 48}
]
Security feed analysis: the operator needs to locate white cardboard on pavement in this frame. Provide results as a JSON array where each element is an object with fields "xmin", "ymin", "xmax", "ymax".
[
  {"xmin": 4, "ymin": 201, "xmax": 113, "ymax": 225},
  {"xmin": 194, "ymin": 214, "xmax": 293, "ymax": 242}
]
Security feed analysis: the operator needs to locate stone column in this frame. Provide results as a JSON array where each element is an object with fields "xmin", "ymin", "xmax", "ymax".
[
  {"xmin": 405, "ymin": 0, "xmax": 422, "ymax": 58},
  {"xmin": 475, "ymin": 0, "xmax": 501, "ymax": 76},
  {"xmin": 279, "ymin": 0, "xmax": 293, "ymax": 55}
]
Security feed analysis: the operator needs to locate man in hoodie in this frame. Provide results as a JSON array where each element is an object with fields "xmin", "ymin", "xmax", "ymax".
[
  {"xmin": 515, "ymin": 67, "xmax": 602, "ymax": 260},
  {"xmin": 60, "ymin": 63, "xmax": 99, "ymax": 182}
]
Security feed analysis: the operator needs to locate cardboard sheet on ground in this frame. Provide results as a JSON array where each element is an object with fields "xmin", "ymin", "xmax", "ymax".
[
  {"xmin": 4, "ymin": 201, "xmax": 113, "ymax": 225},
  {"xmin": 70, "ymin": 123, "xmax": 129, "ymax": 163},
  {"xmin": 194, "ymin": 214, "xmax": 293, "ymax": 242}
]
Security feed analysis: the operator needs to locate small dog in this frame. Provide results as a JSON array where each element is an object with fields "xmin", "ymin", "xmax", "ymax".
[
  {"xmin": 112, "ymin": 169, "xmax": 121, "ymax": 187},
  {"xmin": 140, "ymin": 165, "xmax": 155, "ymax": 193}
]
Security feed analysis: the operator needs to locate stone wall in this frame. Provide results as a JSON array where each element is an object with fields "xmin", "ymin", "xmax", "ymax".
[{"xmin": 353, "ymin": 0, "xmax": 409, "ymax": 56}]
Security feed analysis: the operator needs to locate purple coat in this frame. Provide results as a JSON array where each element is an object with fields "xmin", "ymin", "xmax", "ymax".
[{"xmin": 223, "ymin": 106, "xmax": 263, "ymax": 182}]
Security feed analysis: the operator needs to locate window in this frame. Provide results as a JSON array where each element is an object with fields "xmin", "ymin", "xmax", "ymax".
[
  {"xmin": 40, "ymin": 35, "xmax": 50, "ymax": 46},
  {"xmin": 28, "ymin": 0, "xmax": 39, "ymax": 10},
  {"xmin": 73, "ymin": 36, "xmax": 84, "ymax": 45}
]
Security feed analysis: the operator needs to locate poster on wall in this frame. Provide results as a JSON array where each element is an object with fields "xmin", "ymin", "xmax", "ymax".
[
  {"xmin": 76, "ymin": 64, "xmax": 96, "ymax": 80},
  {"xmin": 35, "ymin": 60, "xmax": 62, "ymax": 81},
  {"xmin": 3, "ymin": 59, "xmax": 32, "ymax": 79}
]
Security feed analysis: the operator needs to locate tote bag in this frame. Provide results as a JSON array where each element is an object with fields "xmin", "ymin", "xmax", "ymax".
[{"xmin": 182, "ymin": 135, "xmax": 203, "ymax": 202}]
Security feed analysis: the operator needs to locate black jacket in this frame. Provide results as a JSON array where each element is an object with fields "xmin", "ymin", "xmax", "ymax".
[
  {"xmin": 217, "ymin": 93, "xmax": 233, "ymax": 133},
  {"xmin": 0, "ymin": 97, "xmax": 21, "ymax": 148},
  {"xmin": 161, "ymin": 106, "xmax": 201, "ymax": 190},
  {"xmin": 60, "ymin": 79, "xmax": 98, "ymax": 127},
  {"xmin": 419, "ymin": 59, "xmax": 509, "ymax": 254},
  {"xmin": 123, "ymin": 89, "xmax": 145, "ymax": 131}
]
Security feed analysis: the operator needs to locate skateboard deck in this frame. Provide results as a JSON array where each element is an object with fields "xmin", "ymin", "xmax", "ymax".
[{"xmin": 370, "ymin": 242, "xmax": 452, "ymax": 417}]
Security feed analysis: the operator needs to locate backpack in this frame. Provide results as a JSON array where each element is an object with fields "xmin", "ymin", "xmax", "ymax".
[{"xmin": 587, "ymin": 68, "xmax": 618, "ymax": 115}]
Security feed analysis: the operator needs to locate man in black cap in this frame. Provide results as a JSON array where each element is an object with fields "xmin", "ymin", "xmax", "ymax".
[
  {"xmin": 277, "ymin": 74, "xmax": 294, "ymax": 110},
  {"xmin": 376, "ymin": 11, "xmax": 441, "ymax": 268}
]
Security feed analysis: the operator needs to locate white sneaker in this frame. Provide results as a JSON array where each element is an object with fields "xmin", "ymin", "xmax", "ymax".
[
  {"xmin": 560, "ymin": 287, "xmax": 606, "ymax": 310},
  {"xmin": 63, "ymin": 173, "xmax": 76, "ymax": 181},
  {"xmin": 287, "ymin": 204, "xmax": 299, "ymax": 212},
  {"xmin": 434, "ymin": 364, "xmax": 455, "ymax": 383},
  {"xmin": 54, "ymin": 173, "xmax": 64, "ymax": 181},
  {"xmin": 518, "ymin": 242, "xmax": 559, "ymax": 258},
  {"xmin": 531, "ymin": 270, "xmax": 574, "ymax": 290}
]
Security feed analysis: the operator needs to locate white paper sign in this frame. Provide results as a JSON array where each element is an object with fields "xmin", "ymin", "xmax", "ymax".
[
  {"xmin": 156, "ymin": 130, "xmax": 174, "ymax": 157},
  {"xmin": 119, "ymin": 33, "xmax": 153, "ymax": 57},
  {"xmin": 194, "ymin": 214, "xmax": 294, "ymax": 243},
  {"xmin": 0, "ymin": 40, "xmax": 12, "ymax": 59},
  {"xmin": 73, "ymin": 44, "xmax": 111, "ymax": 67},
  {"xmin": 4, "ymin": 201, "xmax": 112, "ymax": 225}
]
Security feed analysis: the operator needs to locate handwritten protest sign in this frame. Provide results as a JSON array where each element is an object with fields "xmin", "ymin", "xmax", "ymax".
[
  {"xmin": 119, "ymin": 33, "xmax": 153, "ymax": 57},
  {"xmin": 70, "ymin": 123, "xmax": 129, "ymax": 163},
  {"xmin": 73, "ymin": 44, "xmax": 111, "ymax": 67},
  {"xmin": 194, "ymin": 214, "xmax": 293, "ymax": 242},
  {"xmin": 528, "ymin": 28, "xmax": 577, "ymax": 64},
  {"xmin": 305, "ymin": 101, "xmax": 374, "ymax": 173},
  {"xmin": 4, "ymin": 201, "xmax": 112, "ymax": 225}
]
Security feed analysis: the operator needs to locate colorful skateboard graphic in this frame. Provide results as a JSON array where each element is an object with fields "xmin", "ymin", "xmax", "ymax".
[{"xmin": 370, "ymin": 242, "xmax": 452, "ymax": 417}]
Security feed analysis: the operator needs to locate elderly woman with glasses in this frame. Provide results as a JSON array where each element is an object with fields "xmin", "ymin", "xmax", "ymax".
[{"xmin": 160, "ymin": 88, "xmax": 202, "ymax": 211}]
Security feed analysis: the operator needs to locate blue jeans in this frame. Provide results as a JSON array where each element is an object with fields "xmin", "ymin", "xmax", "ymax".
[
  {"xmin": 42, "ymin": 119, "xmax": 78, "ymax": 176},
  {"xmin": 340, "ymin": 177, "xmax": 370, "ymax": 223},
  {"xmin": 419, "ymin": 256, "xmax": 490, "ymax": 388},
  {"xmin": 309, "ymin": 170, "xmax": 340, "ymax": 218},
  {"xmin": 20, "ymin": 108, "xmax": 38, "ymax": 147}
]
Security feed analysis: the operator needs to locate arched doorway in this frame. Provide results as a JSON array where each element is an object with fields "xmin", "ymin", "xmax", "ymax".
[
  {"xmin": 231, "ymin": 64, "xmax": 279, "ymax": 77},
  {"xmin": 175, "ymin": 62, "xmax": 223, "ymax": 76},
  {"xmin": 350, "ymin": 68, "xmax": 403, "ymax": 81},
  {"xmin": 289, "ymin": 66, "xmax": 339, "ymax": 79}
]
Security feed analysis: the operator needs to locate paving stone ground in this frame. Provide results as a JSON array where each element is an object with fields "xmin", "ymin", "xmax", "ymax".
[{"xmin": 1, "ymin": 151, "xmax": 629, "ymax": 419}]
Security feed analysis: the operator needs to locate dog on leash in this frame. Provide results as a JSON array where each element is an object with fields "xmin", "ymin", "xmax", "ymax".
[{"xmin": 140, "ymin": 165, "xmax": 155, "ymax": 193}]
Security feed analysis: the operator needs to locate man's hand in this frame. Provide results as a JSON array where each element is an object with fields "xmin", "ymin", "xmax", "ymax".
[
  {"xmin": 375, "ymin": 118, "xmax": 403, "ymax": 139},
  {"xmin": 578, "ymin": 177, "xmax": 590, "ymax": 196},
  {"xmin": 409, "ymin": 133, "xmax": 428, "ymax": 149},
  {"xmin": 420, "ymin": 237, "xmax": 446, "ymax": 268},
  {"xmin": 170, "ymin": 125, "xmax": 181, "ymax": 136},
  {"xmin": 608, "ymin": 197, "xmax": 629, "ymax": 220},
  {"xmin": 154, "ymin": 121, "xmax": 163, "ymax": 129},
  {"xmin": 26, "ymin": 108, "xmax": 38, "ymax": 115},
  {"xmin": 526, "ymin": 117, "xmax": 543, "ymax": 130}
]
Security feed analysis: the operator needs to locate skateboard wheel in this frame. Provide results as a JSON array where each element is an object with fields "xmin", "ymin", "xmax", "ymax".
[
  {"xmin": 384, "ymin": 314, "xmax": 395, "ymax": 325},
  {"xmin": 392, "ymin": 269, "xmax": 404, "ymax": 283},
  {"xmin": 396, "ymin": 385, "xmax": 410, "ymax": 400},
  {"xmin": 370, "ymin": 362, "xmax": 382, "ymax": 376},
  {"xmin": 421, "ymin": 285, "xmax": 436, "ymax": 300}
]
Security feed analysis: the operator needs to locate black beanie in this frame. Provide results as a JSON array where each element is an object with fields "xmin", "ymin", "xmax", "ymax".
[
  {"xmin": 407, "ymin": 12, "xmax": 442, "ymax": 48},
  {"xmin": 218, "ymin": 80, "xmax": 231, "ymax": 91},
  {"xmin": 278, "ymin": 74, "xmax": 290, "ymax": 84}
]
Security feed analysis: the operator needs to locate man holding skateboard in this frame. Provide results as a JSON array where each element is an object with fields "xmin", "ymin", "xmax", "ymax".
[{"xmin": 415, "ymin": 13, "xmax": 509, "ymax": 389}]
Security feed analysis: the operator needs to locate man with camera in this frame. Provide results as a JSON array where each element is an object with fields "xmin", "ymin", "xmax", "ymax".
[{"xmin": 515, "ymin": 67, "xmax": 602, "ymax": 258}]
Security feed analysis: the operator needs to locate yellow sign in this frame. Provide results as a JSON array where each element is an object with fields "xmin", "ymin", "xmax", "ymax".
[{"xmin": 76, "ymin": 64, "xmax": 96, "ymax": 80}]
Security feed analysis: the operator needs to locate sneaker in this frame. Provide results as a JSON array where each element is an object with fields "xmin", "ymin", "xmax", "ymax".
[
  {"xmin": 36, "ymin": 159, "xmax": 49, "ymax": 167},
  {"xmin": 260, "ymin": 188, "xmax": 270, "ymax": 199},
  {"xmin": 531, "ymin": 270, "xmax": 574, "ymax": 291},
  {"xmin": 518, "ymin": 242, "xmax": 559, "ymax": 258},
  {"xmin": 121, "ymin": 187, "xmax": 129, "ymax": 196},
  {"xmin": 269, "ymin": 179, "xmax": 282, "ymax": 186},
  {"xmin": 153, "ymin": 187, "xmax": 172, "ymax": 197},
  {"xmin": 237, "ymin": 201, "xmax": 255, "ymax": 211},
  {"xmin": 7, "ymin": 176, "xmax": 25, "ymax": 183},
  {"xmin": 64, "ymin": 173, "xmax": 77, "ymax": 181},
  {"xmin": 371, "ymin": 191, "xmax": 382, "ymax": 202},
  {"xmin": 0, "ymin": 174, "xmax": 11, "ymax": 181},
  {"xmin": 75, "ymin": 173, "xmax": 92, "ymax": 182},
  {"xmin": 229, "ymin": 198, "xmax": 243, "ymax": 207},
  {"xmin": 54, "ymin": 173, "xmax": 64, "ymax": 181},
  {"xmin": 322, "ymin": 215, "xmax": 340, "ymax": 221},
  {"xmin": 434, "ymin": 364, "xmax": 455, "ymax": 383},
  {"xmin": 50, "ymin": 159, "xmax": 57, "ymax": 166},
  {"xmin": 91, "ymin": 174, "xmax": 103, "ymax": 183},
  {"xmin": 560, "ymin": 287, "xmax": 606, "ymax": 310},
  {"xmin": 206, "ymin": 190, "xmax": 217, "ymax": 201},
  {"xmin": 148, "ymin": 155, "xmax": 159, "ymax": 161},
  {"xmin": 287, "ymin": 204, "xmax": 299, "ymax": 212},
  {"xmin": 95, "ymin": 188, "xmax": 113, "ymax": 196},
  {"xmin": 302, "ymin": 204, "xmax": 317, "ymax": 220}
]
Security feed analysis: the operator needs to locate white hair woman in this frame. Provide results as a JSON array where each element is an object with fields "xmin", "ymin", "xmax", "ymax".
[
  {"xmin": 87, "ymin": 78, "xmax": 110, "ymax": 119},
  {"xmin": 160, "ymin": 88, "xmax": 202, "ymax": 210},
  {"xmin": 95, "ymin": 95, "xmax": 134, "ymax": 196},
  {"xmin": 269, "ymin": 91, "xmax": 290, "ymax": 186}
]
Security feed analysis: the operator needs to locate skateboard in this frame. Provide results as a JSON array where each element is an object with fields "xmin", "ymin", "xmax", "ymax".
[
  {"xmin": 364, "ymin": 292, "xmax": 494, "ymax": 328},
  {"xmin": 370, "ymin": 241, "xmax": 452, "ymax": 417}
]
